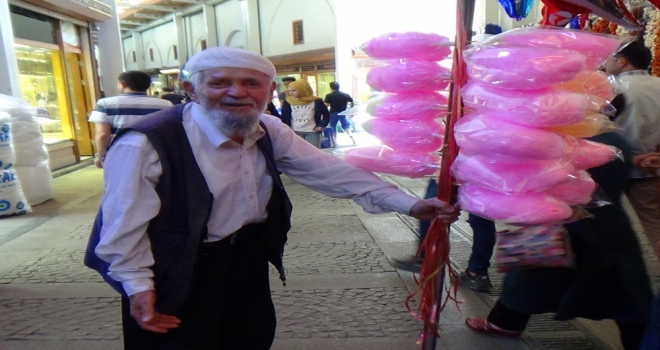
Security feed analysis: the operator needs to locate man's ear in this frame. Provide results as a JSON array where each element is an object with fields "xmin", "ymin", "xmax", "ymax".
[
  {"xmin": 269, "ymin": 80, "xmax": 277, "ymax": 95},
  {"xmin": 182, "ymin": 81, "xmax": 199, "ymax": 103}
]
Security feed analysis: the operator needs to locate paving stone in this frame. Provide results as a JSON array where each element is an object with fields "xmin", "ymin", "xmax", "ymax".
[
  {"xmin": 66, "ymin": 224, "xmax": 94, "ymax": 241},
  {"xmin": 0, "ymin": 297, "xmax": 121, "ymax": 341},
  {"xmin": 277, "ymin": 242, "xmax": 396, "ymax": 276},
  {"xmin": 288, "ymin": 192, "xmax": 354, "ymax": 210},
  {"xmin": 0, "ymin": 249, "xmax": 102, "ymax": 284},
  {"xmin": 274, "ymin": 287, "xmax": 419, "ymax": 338},
  {"xmin": 290, "ymin": 214, "xmax": 369, "ymax": 235}
]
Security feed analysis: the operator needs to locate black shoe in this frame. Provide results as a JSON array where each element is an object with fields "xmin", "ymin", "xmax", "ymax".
[
  {"xmin": 459, "ymin": 270, "xmax": 492, "ymax": 292},
  {"xmin": 389, "ymin": 256, "xmax": 423, "ymax": 273}
]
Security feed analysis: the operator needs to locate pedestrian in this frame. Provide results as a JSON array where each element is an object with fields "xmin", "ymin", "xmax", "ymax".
[
  {"xmin": 88, "ymin": 71, "xmax": 173, "ymax": 168},
  {"xmin": 280, "ymin": 79, "xmax": 330, "ymax": 148},
  {"xmin": 277, "ymin": 76, "xmax": 296, "ymax": 106},
  {"xmin": 84, "ymin": 46, "xmax": 459, "ymax": 350},
  {"xmin": 389, "ymin": 178, "xmax": 496, "ymax": 292},
  {"xmin": 160, "ymin": 87, "xmax": 185, "ymax": 105},
  {"xmin": 465, "ymin": 132, "xmax": 653, "ymax": 350},
  {"xmin": 324, "ymin": 81, "xmax": 356, "ymax": 145},
  {"xmin": 604, "ymin": 40, "xmax": 660, "ymax": 258}
]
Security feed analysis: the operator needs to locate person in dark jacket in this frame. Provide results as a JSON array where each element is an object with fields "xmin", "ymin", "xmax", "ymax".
[
  {"xmin": 280, "ymin": 79, "xmax": 330, "ymax": 148},
  {"xmin": 465, "ymin": 132, "xmax": 653, "ymax": 350},
  {"xmin": 160, "ymin": 87, "xmax": 185, "ymax": 105}
]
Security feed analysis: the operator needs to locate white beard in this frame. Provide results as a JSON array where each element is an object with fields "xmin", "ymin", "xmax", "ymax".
[{"xmin": 198, "ymin": 94, "xmax": 263, "ymax": 137}]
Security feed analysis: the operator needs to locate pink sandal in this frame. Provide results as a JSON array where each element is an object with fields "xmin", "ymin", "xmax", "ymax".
[{"xmin": 465, "ymin": 317, "xmax": 523, "ymax": 338}]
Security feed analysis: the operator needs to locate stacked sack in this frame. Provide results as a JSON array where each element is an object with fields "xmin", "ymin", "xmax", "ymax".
[
  {"xmin": 1, "ymin": 94, "xmax": 52, "ymax": 207},
  {"xmin": 341, "ymin": 32, "xmax": 452, "ymax": 178},
  {"xmin": 0, "ymin": 110, "xmax": 31, "ymax": 217},
  {"xmin": 454, "ymin": 26, "xmax": 624, "ymax": 225}
]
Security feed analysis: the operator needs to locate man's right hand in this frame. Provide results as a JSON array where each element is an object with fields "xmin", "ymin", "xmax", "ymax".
[
  {"xmin": 94, "ymin": 158, "xmax": 104, "ymax": 169},
  {"xmin": 129, "ymin": 290, "xmax": 181, "ymax": 333}
]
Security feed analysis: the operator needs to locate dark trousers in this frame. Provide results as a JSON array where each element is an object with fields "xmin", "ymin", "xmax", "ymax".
[
  {"xmin": 488, "ymin": 301, "xmax": 647, "ymax": 350},
  {"xmin": 122, "ymin": 228, "xmax": 276, "ymax": 350},
  {"xmin": 419, "ymin": 179, "xmax": 496, "ymax": 271}
]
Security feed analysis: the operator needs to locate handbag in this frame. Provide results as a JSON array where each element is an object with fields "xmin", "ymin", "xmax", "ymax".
[
  {"xmin": 320, "ymin": 127, "xmax": 335, "ymax": 149},
  {"xmin": 495, "ymin": 224, "xmax": 575, "ymax": 273}
]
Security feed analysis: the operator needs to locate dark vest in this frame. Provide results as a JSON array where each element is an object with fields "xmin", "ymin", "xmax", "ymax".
[{"xmin": 84, "ymin": 104, "xmax": 292, "ymax": 315}]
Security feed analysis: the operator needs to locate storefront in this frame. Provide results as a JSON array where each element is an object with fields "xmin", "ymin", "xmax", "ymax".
[
  {"xmin": 269, "ymin": 48, "xmax": 337, "ymax": 106},
  {"xmin": 8, "ymin": 1, "xmax": 108, "ymax": 170}
]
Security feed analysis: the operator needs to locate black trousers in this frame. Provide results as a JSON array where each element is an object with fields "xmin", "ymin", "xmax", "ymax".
[
  {"xmin": 488, "ymin": 301, "xmax": 647, "ymax": 350},
  {"xmin": 122, "ymin": 226, "xmax": 276, "ymax": 350}
]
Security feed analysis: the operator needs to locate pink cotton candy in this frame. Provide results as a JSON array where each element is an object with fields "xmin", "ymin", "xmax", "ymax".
[
  {"xmin": 451, "ymin": 154, "xmax": 573, "ymax": 193},
  {"xmin": 454, "ymin": 112, "xmax": 568, "ymax": 159},
  {"xmin": 367, "ymin": 60, "xmax": 452, "ymax": 93},
  {"xmin": 465, "ymin": 46, "xmax": 587, "ymax": 90},
  {"xmin": 344, "ymin": 145, "xmax": 440, "ymax": 178},
  {"xmin": 361, "ymin": 32, "xmax": 452, "ymax": 61},
  {"xmin": 565, "ymin": 138, "xmax": 619, "ymax": 170},
  {"xmin": 362, "ymin": 118, "xmax": 445, "ymax": 153},
  {"xmin": 461, "ymin": 82, "xmax": 601, "ymax": 127},
  {"xmin": 366, "ymin": 92, "xmax": 448, "ymax": 120},
  {"xmin": 492, "ymin": 27, "xmax": 622, "ymax": 70},
  {"xmin": 545, "ymin": 170, "xmax": 596, "ymax": 205},
  {"xmin": 458, "ymin": 184, "xmax": 574, "ymax": 225}
]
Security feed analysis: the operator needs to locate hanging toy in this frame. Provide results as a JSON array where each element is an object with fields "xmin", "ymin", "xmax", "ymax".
[{"xmin": 497, "ymin": 0, "xmax": 535, "ymax": 20}]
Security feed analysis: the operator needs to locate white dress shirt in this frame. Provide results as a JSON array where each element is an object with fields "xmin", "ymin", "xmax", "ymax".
[{"xmin": 95, "ymin": 103, "xmax": 419, "ymax": 296}]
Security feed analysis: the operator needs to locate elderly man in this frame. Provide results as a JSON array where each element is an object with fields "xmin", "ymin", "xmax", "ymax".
[{"xmin": 84, "ymin": 47, "xmax": 458, "ymax": 349}]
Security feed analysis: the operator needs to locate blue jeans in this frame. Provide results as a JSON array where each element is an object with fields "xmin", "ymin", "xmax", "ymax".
[
  {"xmin": 295, "ymin": 131, "xmax": 321, "ymax": 148},
  {"xmin": 330, "ymin": 112, "xmax": 351, "ymax": 132},
  {"xmin": 418, "ymin": 179, "xmax": 496, "ymax": 274}
]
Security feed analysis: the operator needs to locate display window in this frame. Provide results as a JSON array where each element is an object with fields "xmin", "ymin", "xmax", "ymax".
[{"xmin": 15, "ymin": 43, "xmax": 74, "ymax": 144}]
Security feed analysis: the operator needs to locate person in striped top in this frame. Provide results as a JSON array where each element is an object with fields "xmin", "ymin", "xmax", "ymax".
[{"xmin": 89, "ymin": 71, "xmax": 173, "ymax": 168}]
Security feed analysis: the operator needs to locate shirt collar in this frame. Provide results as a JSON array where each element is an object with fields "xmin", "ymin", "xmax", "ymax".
[
  {"xmin": 619, "ymin": 70, "xmax": 649, "ymax": 78},
  {"xmin": 190, "ymin": 103, "xmax": 265, "ymax": 148},
  {"xmin": 120, "ymin": 92, "xmax": 148, "ymax": 96}
]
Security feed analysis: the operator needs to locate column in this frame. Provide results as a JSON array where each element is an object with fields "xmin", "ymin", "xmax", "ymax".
[
  {"xmin": 133, "ymin": 31, "xmax": 145, "ymax": 70},
  {"xmin": 242, "ymin": 0, "xmax": 262, "ymax": 53},
  {"xmin": 96, "ymin": 0, "xmax": 125, "ymax": 96},
  {"xmin": 174, "ymin": 14, "xmax": 188, "ymax": 67},
  {"xmin": 0, "ymin": 0, "xmax": 21, "ymax": 97},
  {"xmin": 202, "ymin": 4, "xmax": 218, "ymax": 48}
]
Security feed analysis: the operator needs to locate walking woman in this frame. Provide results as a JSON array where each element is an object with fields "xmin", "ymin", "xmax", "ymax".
[{"xmin": 281, "ymin": 80, "xmax": 330, "ymax": 148}]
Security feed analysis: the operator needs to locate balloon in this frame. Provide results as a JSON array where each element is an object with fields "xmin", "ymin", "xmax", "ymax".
[
  {"xmin": 367, "ymin": 60, "xmax": 452, "ymax": 92},
  {"xmin": 565, "ymin": 137, "xmax": 620, "ymax": 170},
  {"xmin": 465, "ymin": 46, "xmax": 587, "ymax": 90},
  {"xmin": 360, "ymin": 32, "xmax": 452, "ymax": 61},
  {"xmin": 545, "ymin": 170, "xmax": 596, "ymax": 205},
  {"xmin": 458, "ymin": 184, "xmax": 574, "ymax": 225},
  {"xmin": 490, "ymin": 27, "xmax": 622, "ymax": 70},
  {"xmin": 545, "ymin": 113, "xmax": 614, "ymax": 138},
  {"xmin": 553, "ymin": 71, "xmax": 614, "ymax": 101},
  {"xmin": 362, "ymin": 118, "xmax": 444, "ymax": 153},
  {"xmin": 454, "ymin": 112, "xmax": 568, "ymax": 159},
  {"xmin": 497, "ymin": 0, "xmax": 535, "ymax": 20},
  {"xmin": 461, "ymin": 82, "xmax": 596, "ymax": 127},
  {"xmin": 366, "ymin": 92, "xmax": 448, "ymax": 120},
  {"xmin": 344, "ymin": 145, "xmax": 440, "ymax": 178},
  {"xmin": 451, "ymin": 154, "xmax": 574, "ymax": 193}
]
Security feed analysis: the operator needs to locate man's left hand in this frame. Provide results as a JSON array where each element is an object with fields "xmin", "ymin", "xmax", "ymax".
[{"xmin": 409, "ymin": 198, "xmax": 460, "ymax": 223}]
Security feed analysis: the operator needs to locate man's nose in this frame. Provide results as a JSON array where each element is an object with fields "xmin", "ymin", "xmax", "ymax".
[{"xmin": 226, "ymin": 83, "xmax": 248, "ymax": 96}]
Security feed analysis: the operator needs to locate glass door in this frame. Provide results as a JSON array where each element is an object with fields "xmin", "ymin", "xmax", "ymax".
[
  {"xmin": 317, "ymin": 72, "xmax": 336, "ymax": 99},
  {"xmin": 64, "ymin": 52, "xmax": 94, "ymax": 156}
]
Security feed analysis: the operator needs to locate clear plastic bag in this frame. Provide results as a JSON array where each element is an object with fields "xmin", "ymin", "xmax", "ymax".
[
  {"xmin": 544, "ymin": 170, "xmax": 596, "ymax": 206},
  {"xmin": 452, "ymin": 154, "xmax": 574, "ymax": 194},
  {"xmin": 544, "ymin": 113, "xmax": 620, "ymax": 138},
  {"xmin": 366, "ymin": 60, "xmax": 452, "ymax": 93},
  {"xmin": 341, "ymin": 145, "xmax": 440, "ymax": 178},
  {"xmin": 359, "ymin": 31, "xmax": 453, "ymax": 61},
  {"xmin": 361, "ymin": 117, "xmax": 444, "ymax": 153},
  {"xmin": 364, "ymin": 92, "xmax": 448, "ymax": 120},
  {"xmin": 563, "ymin": 137, "xmax": 623, "ymax": 171}
]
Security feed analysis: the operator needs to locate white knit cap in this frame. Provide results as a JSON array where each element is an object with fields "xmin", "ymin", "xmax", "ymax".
[{"xmin": 184, "ymin": 47, "xmax": 276, "ymax": 79}]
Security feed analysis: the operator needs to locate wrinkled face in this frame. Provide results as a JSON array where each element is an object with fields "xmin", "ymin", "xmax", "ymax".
[
  {"xmin": 183, "ymin": 67, "xmax": 275, "ymax": 136},
  {"xmin": 287, "ymin": 87, "xmax": 300, "ymax": 98},
  {"xmin": 604, "ymin": 54, "xmax": 624, "ymax": 76}
]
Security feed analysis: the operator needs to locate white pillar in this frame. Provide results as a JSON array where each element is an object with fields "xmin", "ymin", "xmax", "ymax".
[
  {"xmin": 174, "ymin": 14, "xmax": 188, "ymax": 66},
  {"xmin": 133, "ymin": 31, "xmax": 144, "ymax": 70},
  {"xmin": 96, "ymin": 0, "xmax": 125, "ymax": 96},
  {"xmin": 203, "ymin": 4, "xmax": 218, "ymax": 48},
  {"xmin": 0, "ymin": 0, "xmax": 21, "ymax": 97},
  {"xmin": 243, "ymin": 0, "xmax": 261, "ymax": 53}
]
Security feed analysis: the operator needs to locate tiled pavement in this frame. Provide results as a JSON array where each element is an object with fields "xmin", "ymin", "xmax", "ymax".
[{"xmin": 0, "ymin": 161, "xmax": 656, "ymax": 350}]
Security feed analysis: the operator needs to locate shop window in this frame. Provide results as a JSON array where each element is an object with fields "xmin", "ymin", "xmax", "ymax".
[
  {"xmin": 173, "ymin": 45, "xmax": 178, "ymax": 60},
  {"xmin": 10, "ymin": 5, "xmax": 57, "ymax": 44},
  {"xmin": 292, "ymin": 20, "xmax": 304, "ymax": 45},
  {"xmin": 149, "ymin": 48, "xmax": 154, "ymax": 62}
]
